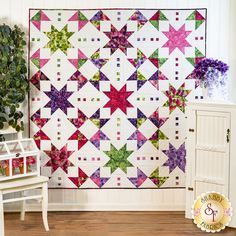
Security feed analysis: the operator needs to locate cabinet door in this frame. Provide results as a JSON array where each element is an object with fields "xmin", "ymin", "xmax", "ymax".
[
  {"xmin": 186, "ymin": 110, "xmax": 230, "ymax": 218},
  {"xmin": 185, "ymin": 107, "xmax": 196, "ymax": 218}
]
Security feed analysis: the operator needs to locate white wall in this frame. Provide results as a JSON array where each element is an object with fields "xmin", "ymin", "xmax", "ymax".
[
  {"xmin": 229, "ymin": 0, "xmax": 236, "ymax": 102},
  {"xmin": 0, "ymin": 0, "xmax": 234, "ymax": 211}
]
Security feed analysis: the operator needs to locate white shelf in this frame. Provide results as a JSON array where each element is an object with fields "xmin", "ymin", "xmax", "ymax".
[{"xmin": 0, "ymin": 124, "xmax": 17, "ymax": 135}]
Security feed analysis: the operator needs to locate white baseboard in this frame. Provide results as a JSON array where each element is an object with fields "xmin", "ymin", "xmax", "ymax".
[{"xmin": 4, "ymin": 188, "xmax": 186, "ymax": 212}]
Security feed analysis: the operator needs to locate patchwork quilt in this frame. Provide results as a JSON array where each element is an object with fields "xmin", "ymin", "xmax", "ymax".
[{"xmin": 29, "ymin": 9, "xmax": 206, "ymax": 188}]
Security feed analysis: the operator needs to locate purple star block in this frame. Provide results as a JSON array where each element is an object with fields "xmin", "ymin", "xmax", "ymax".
[
  {"xmin": 45, "ymin": 85, "xmax": 73, "ymax": 115},
  {"xmin": 162, "ymin": 143, "xmax": 186, "ymax": 173},
  {"xmin": 90, "ymin": 168, "xmax": 109, "ymax": 188},
  {"xmin": 128, "ymin": 168, "xmax": 147, "ymax": 188}
]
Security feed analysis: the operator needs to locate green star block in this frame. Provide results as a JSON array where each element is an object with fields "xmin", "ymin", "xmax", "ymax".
[
  {"xmin": 31, "ymin": 11, "xmax": 41, "ymax": 21},
  {"xmin": 149, "ymin": 49, "xmax": 168, "ymax": 68},
  {"xmin": 44, "ymin": 25, "xmax": 74, "ymax": 54},
  {"xmin": 149, "ymin": 10, "xmax": 168, "ymax": 31},
  {"xmin": 149, "ymin": 129, "xmax": 168, "ymax": 149},
  {"xmin": 149, "ymin": 167, "xmax": 169, "ymax": 188},
  {"xmin": 186, "ymin": 47, "xmax": 205, "ymax": 66},
  {"xmin": 104, "ymin": 144, "xmax": 134, "ymax": 174},
  {"xmin": 186, "ymin": 10, "xmax": 205, "ymax": 30}
]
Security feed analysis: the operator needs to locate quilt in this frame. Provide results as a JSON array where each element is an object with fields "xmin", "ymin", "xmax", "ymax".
[{"xmin": 29, "ymin": 9, "xmax": 206, "ymax": 188}]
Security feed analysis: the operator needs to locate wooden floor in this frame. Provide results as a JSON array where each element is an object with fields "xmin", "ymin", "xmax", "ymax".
[{"xmin": 4, "ymin": 212, "xmax": 236, "ymax": 236}]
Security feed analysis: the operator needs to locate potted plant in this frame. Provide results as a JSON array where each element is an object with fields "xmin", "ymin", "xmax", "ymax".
[
  {"xmin": 18, "ymin": 157, "xmax": 25, "ymax": 174},
  {"xmin": 0, "ymin": 159, "xmax": 27, "ymax": 176},
  {"xmin": 0, "ymin": 160, "xmax": 10, "ymax": 176},
  {"xmin": 190, "ymin": 58, "xmax": 229, "ymax": 100},
  {"xmin": 0, "ymin": 24, "xmax": 28, "ymax": 140},
  {"xmin": 26, "ymin": 156, "xmax": 36, "ymax": 172},
  {"xmin": 12, "ymin": 158, "xmax": 21, "ymax": 175},
  {"xmin": 18, "ymin": 156, "xmax": 36, "ymax": 174},
  {"xmin": 0, "ymin": 159, "xmax": 20, "ymax": 176}
]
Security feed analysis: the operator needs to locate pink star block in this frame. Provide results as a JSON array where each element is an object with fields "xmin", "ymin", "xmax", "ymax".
[
  {"xmin": 31, "ymin": 109, "xmax": 49, "ymax": 129},
  {"xmin": 162, "ymin": 24, "xmax": 192, "ymax": 54},
  {"xmin": 30, "ymin": 49, "xmax": 49, "ymax": 69},
  {"xmin": 69, "ymin": 168, "xmax": 89, "ymax": 188},
  {"xmin": 33, "ymin": 130, "xmax": 50, "ymax": 149},
  {"xmin": 68, "ymin": 130, "xmax": 88, "ymax": 150},
  {"xmin": 103, "ymin": 85, "xmax": 134, "ymax": 115}
]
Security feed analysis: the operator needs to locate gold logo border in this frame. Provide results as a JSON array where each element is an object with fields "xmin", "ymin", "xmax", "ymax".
[{"xmin": 191, "ymin": 191, "xmax": 233, "ymax": 233}]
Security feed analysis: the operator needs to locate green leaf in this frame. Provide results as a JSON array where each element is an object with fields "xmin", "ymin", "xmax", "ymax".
[
  {"xmin": 16, "ymin": 80, "xmax": 21, "ymax": 87},
  {"xmin": 8, "ymin": 119, "xmax": 14, "ymax": 125},
  {"xmin": 19, "ymin": 112, "xmax": 23, "ymax": 118},
  {"xmin": 0, "ymin": 23, "xmax": 27, "ymax": 133},
  {"xmin": 0, "ymin": 117, "xmax": 7, "ymax": 122},
  {"xmin": 10, "ymin": 105, "xmax": 16, "ymax": 114},
  {"xmin": 5, "ymin": 79, "xmax": 10, "ymax": 86},
  {"xmin": 14, "ymin": 113, "xmax": 19, "ymax": 119},
  {"xmin": 16, "ymin": 125, "xmax": 20, "ymax": 132}
]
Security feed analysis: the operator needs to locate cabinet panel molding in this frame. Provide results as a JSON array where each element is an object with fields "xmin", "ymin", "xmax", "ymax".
[{"xmin": 185, "ymin": 102, "xmax": 236, "ymax": 228}]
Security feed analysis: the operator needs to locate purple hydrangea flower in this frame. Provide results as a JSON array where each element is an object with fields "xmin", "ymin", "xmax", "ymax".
[
  {"xmin": 193, "ymin": 58, "xmax": 229, "ymax": 79},
  {"xmin": 191, "ymin": 58, "xmax": 229, "ymax": 83},
  {"xmin": 190, "ymin": 58, "xmax": 229, "ymax": 89}
]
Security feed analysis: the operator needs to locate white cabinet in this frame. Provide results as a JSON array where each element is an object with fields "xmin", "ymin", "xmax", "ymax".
[{"xmin": 185, "ymin": 102, "xmax": 236, "ymax": 228}]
